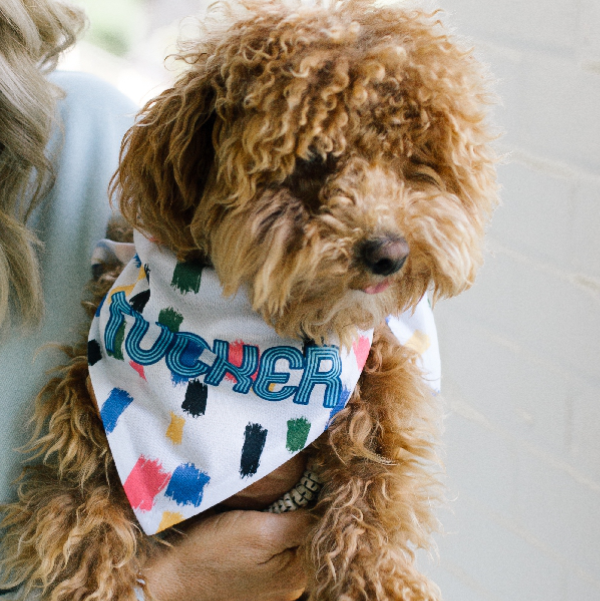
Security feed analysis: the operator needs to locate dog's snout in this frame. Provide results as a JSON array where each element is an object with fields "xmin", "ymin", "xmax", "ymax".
[{"xmin": 359, "ymin": 236, "xmax": 410, "ymax": 276}]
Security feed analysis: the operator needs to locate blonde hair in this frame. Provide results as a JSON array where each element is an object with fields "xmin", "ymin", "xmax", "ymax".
[{"xmin": 0, "ymin": 0, "xmax": 85, "ymax": 330}]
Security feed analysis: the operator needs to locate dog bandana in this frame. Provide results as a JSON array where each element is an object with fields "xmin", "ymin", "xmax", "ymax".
[{"xmin": 88, "ymin": 231, "xmax": 440, "ymax": 535}]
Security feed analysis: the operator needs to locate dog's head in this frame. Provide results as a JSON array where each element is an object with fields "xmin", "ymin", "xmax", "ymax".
[{"xmin": 116, "ymin": 0, "xmax": 498, "ymax": 346}]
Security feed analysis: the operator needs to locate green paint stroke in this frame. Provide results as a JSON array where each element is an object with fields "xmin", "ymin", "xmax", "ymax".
[
  {"xmin": 107, "ymin": 321, "xmax": 125, "ymax": 361},
  {"xmin": 286, "ymin": 417, "xmax": 311, "ymax": 453},
  {"xmin": 171, "ymin": 261, "xmax": 203, "ymax": 294},
  {"xmin": 158, "ymin": 307, "xmax": 184, "ymax": 333}
]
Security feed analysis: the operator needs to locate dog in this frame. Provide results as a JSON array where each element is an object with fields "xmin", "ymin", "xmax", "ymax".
[{"xmin": 0, "ymin": 1, "xmax": 498, "ymax": 599}]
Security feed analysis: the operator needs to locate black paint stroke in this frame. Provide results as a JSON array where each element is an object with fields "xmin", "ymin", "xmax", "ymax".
[
  {"xmin": 240, "ymin": 423, "xmax": 268, "ymax": 478},
  {"xmin": 182, "ymin": 380, "xmax": 208, "ymax": 417},
  {"xmin": 129, "ymin": 289, "xmax": 151, "ymax": 313},
  {"xmin": 87, "ymin": 339, "xmax": 102, "ymax": 366}
]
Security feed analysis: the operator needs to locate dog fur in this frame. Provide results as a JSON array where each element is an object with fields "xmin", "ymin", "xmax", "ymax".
[{"xmin": 0, "ymin": 1, "xmax": 497, "ymax": 599}]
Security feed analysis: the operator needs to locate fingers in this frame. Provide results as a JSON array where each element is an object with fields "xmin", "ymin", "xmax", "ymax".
[
  {"xmin": 261, "ymin": 544, "xmax": 308, "ymax": 601},
  {"xmin": 202, "ymin": 509, "xmax": 314, "ymax": 552},
  {"xmin": 143, "ymin": 509, "xmax": 313, "ymax": 601}
]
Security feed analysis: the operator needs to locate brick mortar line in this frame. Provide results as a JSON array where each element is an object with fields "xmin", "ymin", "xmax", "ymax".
[
  {"xmin": 496, "ymin": 144, "xmax": 600, "ymax": 184},
  {"xmin": 437, "ymin": 557, "xmax": 503, "ymax": 601},
  {"xmin": 487, "ymin": 237, "xmax": 600, "ymax": 301},
  {"xmin": 444, "ymin": 310, "xmax": 600, "ymax": 389},
  {"xmin": 455, "ymin": 492, "xmax": 600, "ymax": 592},
  {"xmin": 449, "ymin": 397, "xmax": 600, "ymax": 495},
  {"xmin": 441, "ymin": 312, "xmax": 600, "ymax": 457},
  {"xmin": 470, "ymin": 37, "xmax": 599, "ymax": 81}
]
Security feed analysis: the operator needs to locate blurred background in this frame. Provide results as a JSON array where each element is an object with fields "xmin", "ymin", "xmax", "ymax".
[
  {"xmin": 62, "ymin": 0, "xmax": 600, "ymax": 599},
  {"xmin": 60, "ymin": 0, "xmax": 206, "ymax": 104}
]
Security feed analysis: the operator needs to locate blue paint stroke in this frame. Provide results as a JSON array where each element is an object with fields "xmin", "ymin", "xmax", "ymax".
[
  {"xmin": 327, "ymin": 386, "xmax": 352, "ymax": 426},
  {"xmin": 165, "ymin": 463, "xmax": 210, "ymax": 507},
  {"xmin": 170, "ymin": 337, "xmax": 204, "ymax": 386},
  {"xmin": 100, "ymin": 388, "xmax": 134, "ymax": 434}
]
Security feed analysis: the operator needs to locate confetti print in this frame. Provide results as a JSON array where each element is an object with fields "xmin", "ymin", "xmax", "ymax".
[
  {"xmin": 129, "ymin": 360, "xmax": 146, "ymax": 380},
  {"xmin": 130, "ymin": 289, "xmax": 151, "ymax": 313},
  {"xmin": 405, "ymin": 330, "xmax": 430, "ymax": 355},
  {"xmin": 165, "ymin": 463, "xmax": 210, "ymax": 507},
  {"xmin": 158, "ymin": 511, "xmax": 184, "ymax": 532},
  {"xmin": 225, "ymin": 339, "xmax": 260, "ymax": 382},
  {"xmin": 352, "ymin": 336, "xmax": 371, "ymax": 371},
  {"xmin": 123, "ymin": 456, "xmax": 171, "ymax": 512},
  {"xmin": 106, "ymin": 321, "xmax": 125, "ymax": 361},
  {"xmin": 286, "ymin": 418, "xmax": 311, "ymax": 452},
  {"xmin": 100, "ymin": 388, "xmax": 134, "ymax": 434},
  {"xmin": 240, "ymin": 423, "xmax": 268, "ymax": 478},
  {"xmin": 158, "ymin": 307, "xmax": 184, "ymax": 333},
  {"xmin": 182, "ymin": 380, "xmax": 208, "ymax": 417},
  {"xmin": 171, "ymin": 261, "xmax": 203, "ymax": 294},
  {"xmin": 166, "ymin": 412, "xmax": 185, "ymax": 445},
  {"xmin": 88, "ymin": 339, "xmax": 102, "ymax": 366}
]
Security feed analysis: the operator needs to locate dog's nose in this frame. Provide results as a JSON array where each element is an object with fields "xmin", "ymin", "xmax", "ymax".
[{"xmin": 359, "ymin": 236, "xmax": 410, "ymax": 276}]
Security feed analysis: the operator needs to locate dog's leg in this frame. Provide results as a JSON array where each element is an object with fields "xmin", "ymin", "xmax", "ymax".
[
  {"xmin": 309, "ymin": 323, "xmax": 442, "ymax": 601},
  {"xmin": 0, "ymin": 350, "xmax": 154, "ymax": 601}
]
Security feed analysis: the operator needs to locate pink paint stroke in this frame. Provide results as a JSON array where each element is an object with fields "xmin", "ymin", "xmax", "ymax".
[
  {"xmin": 225, "ymin": 339, "xmax": 260, "ymax": 382},
  {"xmin": 353, "ymin": 336, "xmax": 371, "ymax": 371},
  {"xmin": 129, "ymin": 360, "xmax": 146, "ymax": 380},
  {"xmin": 123, "ymin": 456, "xmax": 171, "ymax": 512}
]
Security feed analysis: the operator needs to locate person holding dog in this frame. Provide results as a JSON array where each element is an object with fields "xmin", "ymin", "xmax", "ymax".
[{"xmin": 0, "ymin": 1, "xmax": 309, "ymax": 599}]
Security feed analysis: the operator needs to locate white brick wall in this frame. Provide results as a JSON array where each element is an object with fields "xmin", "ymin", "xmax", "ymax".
[
  {"xmin": 420, "ymin": 1, "xmax": 600, "ymax": 599},
  {"xmin": 67, "ymin": 2, "xmax": 599, "ymax": 597}
]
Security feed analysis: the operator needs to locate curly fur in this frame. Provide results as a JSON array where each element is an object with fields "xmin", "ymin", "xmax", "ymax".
[
  {"xmin": 310, "ymin": 324, "xmax": 442, "ymax": 600},
  {"xmin": 1, "ymin": 1, "xmax": 497, "ymax": 599},
  {"xmin": 117, "ymin": 0, "xmax": 496, "ymax": 346},
  {"xmin": 1, "ymin": 224, "xmax": 158, "ymax": 601}
]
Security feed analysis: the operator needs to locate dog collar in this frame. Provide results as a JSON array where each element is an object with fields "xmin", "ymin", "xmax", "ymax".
[{"xmin": 88, "ymin": 231, "xmax": 440, "ymax": 535}]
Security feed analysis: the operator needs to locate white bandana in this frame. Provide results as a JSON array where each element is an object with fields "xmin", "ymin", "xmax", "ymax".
[{"xmin": 88, "ymin": 231, "xmax": 440, "ymax": 535}]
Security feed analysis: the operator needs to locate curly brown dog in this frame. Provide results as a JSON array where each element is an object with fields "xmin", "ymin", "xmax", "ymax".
[{"xmin": 1, "ymin": 1, "xmax": 497, "ymax": 599}]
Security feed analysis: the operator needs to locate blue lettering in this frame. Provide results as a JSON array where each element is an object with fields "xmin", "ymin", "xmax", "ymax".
[
  {"xmin": 126, "ymin": 317, "xmax": 175, "ymax": 366},
  {"xmin": 204, "ymin": 339, "xmax": 259, "ymax": 394},
  {"xmin": 103, "ymin": 293, "xmax": 346, "ymax": 406},
  {"xmin": 105, "ymin": 291, "xmax": 134, "ymax": 354},
  {"xmin": 165, "ymin": 332, "xmax": 211, "ymax": 379},
  {"xmin": 295, "ymin": 347, "xmax": 342, "ymax": 408},
  {"xmin": 253, "ymin": 347, "xmax": 304, "ymax": 401},
  {"xmin": 106, "ymin": 291, "xmax": 176, "ymax": 366}
]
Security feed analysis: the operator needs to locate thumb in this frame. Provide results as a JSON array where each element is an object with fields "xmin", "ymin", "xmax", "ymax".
[{"xmin": 259, "ymin": 510, "xmax": 315, "ymax": 551}]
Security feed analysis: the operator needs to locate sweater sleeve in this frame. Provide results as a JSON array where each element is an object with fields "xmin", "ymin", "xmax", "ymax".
[{"xmin": 0, "ymin": 72, "xmax": 137, "ymax": 506}]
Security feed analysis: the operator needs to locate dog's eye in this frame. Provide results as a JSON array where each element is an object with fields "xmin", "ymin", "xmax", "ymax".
[
  {"xmin": 414, "ymin": 173, "xmax": 438, "ymax": 186},
  {"xmin": 283, "ymin": 153, "xmax": 337, "ymax": 211},
  {"xmin": 407, "ymin": 164, "xmax": 444, "ymax": 189}
]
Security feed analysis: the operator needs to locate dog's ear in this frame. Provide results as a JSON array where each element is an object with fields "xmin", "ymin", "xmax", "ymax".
[
  {"xmin": 407, "ymin": 110, "xmax": 498, "ymax": 300},
  {"xmin": 397, "ymin": 23, "xmax": 499, "ymax": 299},
  {"xmin": 114, "ymin": 73, "xmax": 216, "ymax": 257}
]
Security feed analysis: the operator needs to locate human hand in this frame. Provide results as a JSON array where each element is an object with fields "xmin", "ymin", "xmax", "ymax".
[{"xmin": 143, "ymin": 509, "xmax": 312, "ymax": 601}]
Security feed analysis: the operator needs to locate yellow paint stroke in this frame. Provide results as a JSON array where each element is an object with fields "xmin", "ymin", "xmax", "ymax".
[
  {"xmin": 269, "ymin": 382, "xmax": 277, "ymax": 392},
  {"xmin": 108, "ymin": 265, "xmax": 147, "ymax": 302},
  {"xmin": 166, "ymin": 412, "xmax": 185, "ymax": 445},
  {"xmin": 158, "ymin": 511, "xmax": 184, "ymax": 532},
  {"xmin": 109, "ymin": 283, "xmax": 136, "ymax": 301},
  {"xmin": 405, "ymin": 330, "xmax": 430, "ymax": 355}
]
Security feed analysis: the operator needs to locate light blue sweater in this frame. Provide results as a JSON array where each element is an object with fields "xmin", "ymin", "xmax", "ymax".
[{"xmin": 0, "ymin": 71, "xmax": 136, "ymax": 505}]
